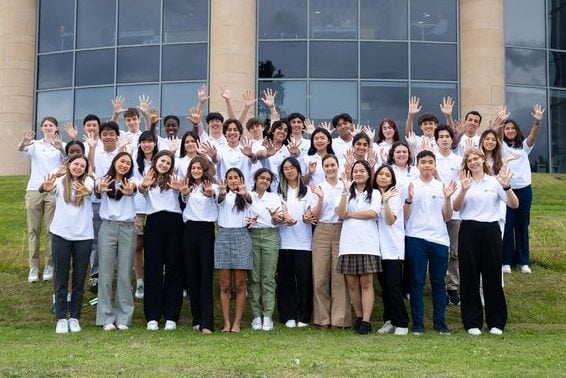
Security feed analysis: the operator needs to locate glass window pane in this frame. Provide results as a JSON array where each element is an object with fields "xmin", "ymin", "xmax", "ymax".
[
  {"xmin": 549, "ymin": 50, "xmax": 566, "ymax": 89},
  {"xmin": 505, "ymin": 48, "xmax": 546, "ymax": 86},
  {"xmin": 77, "ymin": 0, "xmax": 116, "ymax": 48},
  {"xmin": 310, "ymin": 0, "xmax": 358, "ymax": 39},
  {"xmin": 258, "ymin": 81, "xmax": 307, "ymax": 119},
  {"xmin": 74, "ymin": 87, "xmax": 114, "ymax": 134},
  {"xmin": 116, "ymin": 84, "xmax": 160, "ymax": 130},
  {"xmin": 37, "ymin": 53, "xmax": 73, "ymax": 90},
  {"xmin": 410, "ymin": 0, "xmax": 456, "ymax": 42},
  {"xmin": 310, "ymin": 42, "xmax": 357, "ymax": 78},
  {"xmin": 75, "ymin": 49, "xmax": 115, "ymax": 86},
  {"xmin": 360, "ymin": 0, "xmax": 408, "ymax": 40},
  {"xmin": 411, "ymin": 43, "xmax": 457, "ymax": 81},
  {"xmin": 549, "ymin": 89, "xmax": 566, "ymax": 173},
  {"xmin": 411, "ymin": 82, "xmax": 458, "ymax": 126},
  {"xmin": 163, "ymin": 0, "xmax": 209, "ymax": 42},
  {"xmin": 504, "ymin": 0, "xmax": 545, "ymax": 48},
  {"xmin": 117, "ymin": 46, "xmax": 160, "ymax": 83},
  {"xmin": 310, "ymin": 81, "xmax": 357, "ymax": 122},
  {"xmin": 549, "ymin": 0, "xmax": 566, "ymax": 50},
  {"xmin": 360, "ymin": 81, "xmax": 409, "ymax": 131},
  {"xmin": 506, "ymin": 86, "xmax": 548, "ymax": 172},
  {"xmin": 162, "ymin": 83, "xmax": 205, "ymax": 137},
  {"xmin": 38, "ymin": 0, "xmax": 75, "ymax": 53},
  {"xmin": 162, "ymin": 44, "xmax": 207, "ymax": 81},
  {"xmin": 258, "ymin": 42, "xmax": 307, "ymax": 79},
  {"xmin": 36, "ymin": 90, "xmax": 73, "ymax": 131},
  {"xmin": 258, "ymin": 0, "xmax": 307, "ymax": 39},
  {"xmin": 361, "ymin": 42, "xmax": 408, "ymax": 79},
  {"xmin": 118, "ymin": 0, "xmax": 160, "ymax": 45}
]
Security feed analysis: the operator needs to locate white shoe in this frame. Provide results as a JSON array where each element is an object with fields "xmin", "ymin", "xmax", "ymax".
[
  {"xmin": 502, "ymin": 265, "xmax": 511, "ymax": 274},
  {"xmin": 42, "ymin": 265, "xmax": 54, "ymax": 281},
  {"xmin": 28, "ymin": 267, "xmax": 39, "ymax": 283},
  {"xmin": 192, "ymin": 325, "xmax": 201, "ymax": 331},
  {"xmin": 117, "ymin": 324, "xmax": 129, "ymax": 330},
  {"xmin": 519, "ymin": 265, "xmax": 532, "ymax": 274},
  {"xmin": 147, "ymin": 320, "xmax": 159, "ymax": 331},
  {"xmin": 377, "ymin": 320, "xmax": 394, "ymax": 334},
  {"xmin": 103, "ymin": 323, "xmax": 116, "ymax": 331},
  {"xmin": 489, "ymin": 327, "xmax": 503, "ymax": 335},
  {"xmin": 134, "ymin": 284, "xmax": 144, "ymax": 299},
  {"xmin": 393, "ymin": 327, "xmax": 409, "ymax": 335},
  {"xmin": 285, "ymin": 320, "xmax": 296, "ymax": 328},
  {"xmin": 68, "ymin": 318, "xmax": 81, "ymax": 333},
  {"xmin": 55, "ymin": 319, "xmax": 68, "ymax": 334},
  {"xmin": 251, "ymin": 317, "xmax": 263, "ymax": 330},
  {"xmin": 467, "ymin": 328, "xmax": 482, "ymax": 336},
  {"xmin": 297, "ymin": 322, "xmax": 309, "ymax": 328},
  {"xmin": 164, "ymin": 320, "xmax": 177, "ymax": 331},
  {"xmin": 262, "ymin": 317, "xmax": 273, "ymax": 331}
]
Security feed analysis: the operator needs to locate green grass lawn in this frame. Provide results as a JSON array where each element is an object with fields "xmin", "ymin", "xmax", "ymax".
[{"xmin": 1, "ymin": 174, "xmax": 565, "ymax": 377}]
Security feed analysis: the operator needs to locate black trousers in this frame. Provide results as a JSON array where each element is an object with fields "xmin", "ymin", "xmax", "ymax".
[
  {"xmin": 377, "ymin": 259, "xmax": 409, "ymax": 328},
  {"xmin": 276, "ymin": 249, "xmax": 313, "ymax": 324},
  {"xmin": 143, "ymin": 211, "xmax": 184, "ymax": 322},
  {"xmin": 183, "ymin": 220, "xmax": 215, "ymax": 331},
  {"xmin": 459, "ymin": 220, "xmax": 507, "ymax": 330}
]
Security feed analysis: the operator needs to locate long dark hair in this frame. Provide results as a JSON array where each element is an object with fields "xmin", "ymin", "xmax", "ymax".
[
  {"xmin": 151, "ymin": 150, "xmax": 175, "ymax": 191},
  {"xmin": 377, "ymin": 118, "xmax": 400, "ymax": 144},
  {"xmin": 187, "ymin": 155, "xmax": 216, "ymax": 186},
  {"xmin": 225, "ymin": 167, "xmax": 247, "ymax": 212},
  {"xmin": 136, "ymin": 131, "xmax": 158, "ymax": 176},
  {"xmin": 267, "ymin": 120, "xmax": 290, "ymax": 145},
  {"xmin": 349, "ymin": 160, "xmax": 373, "ymax": 203},
  {"xmin": 372, "ymin": 164, "xmax": 397, "ymax": 193},
  {"xmin": 179, "ymin": 130, "xmax": 200, "ymax": 158},
  {"xmin": 104, "ymin": 151, "xmax": 134, "ymax": 200},
  {"xmin": 252, "ymin": 168, "xmax": 274, "ymax": 192},
  {"xmin": 308, "ymin": 128, "xmax": 334, "ymax": 156},
  {"xmin": 278, "ymin": 157, "xmax": 307, "ymax": 201},
  {"xmin": 479, "ymin": 129, "xmax": 503, "ymax": 175},
  {"xmin": 503, "ymin": 119, "xmax": 525, "ymax": 149}
]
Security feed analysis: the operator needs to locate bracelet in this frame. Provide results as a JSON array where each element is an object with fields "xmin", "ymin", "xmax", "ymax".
[
  {"xmin": 534, "ymin": 120, "xmax": 541, "ymax": 125},
  {"xmin": 341, "ymin": 192, "xmax": 348, "ymax": 197},
  {"xmin": 404, "ymin": 199, "xmax": 413, "ymax": 205},
  {"xmin": 503, "ymin": 186, "xmax": 511, "ymax": 191}
]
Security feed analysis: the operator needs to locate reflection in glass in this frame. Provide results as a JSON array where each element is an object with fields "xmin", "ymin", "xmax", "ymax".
[
  {"xmin": 77, "ymin": 0, "xmax": 116, "ymax": 48},
  {"xmin": 116, "ymin": 84, "xmax": 160, "ymax": 130},
  {"xmin": 310, "ymin": 0, "xmax": 357, "ymax": 39},
  {"xmin": 549, "ymin": 50, "xmax": 566, "ymax": 89},
  {"xmin": 162, "ymin": 44, "xmax": 207, "ymax": 81},
  {"xmin": 360, "ymin": 42, "xmax": 408, "ymax": 79},
  {"xmin": 37, "ymin": 53, "xmax": 73, "ymax": 90},
  {"xmin": 74, "ymin": 87, "xmax": 114, "ymax": 135},
  {"xmin": 549, "ymin": 0, "xmax": 566, "ymax": 50},
  {"xmin": 505, "ymin": 48, "xmax": 546, "ymax": 86},
  {"xmin": 506, "ymin": 86, "xmax": 548, "ymax": 171},
  {"xmin": 410, "ymin": 0, "xmax": 456, "ymax": 42},
  {"xmin": 411, "ymin": 43, "xmax": 457, "ymax": 81},
  {"xmin": 162, "ymin": 83, "xmax": 206, "ymax": 136},
  {"xmin": 504, "ymin": 0, "xmax": 545, "ymax": 48},
  {"xmin": 310, "ymin": 81, "xmax": 357, "ymax": 121},
  {"xmin": 360, "ymin": 0, "xmax": 407, "ymax": 40},
  {"xmin": 36, "ymin": 90, "xmax": 73, "ymax": 131},
  {"xmin": 258, "ymin": 0, "xmax": 307, "ymax": 39},
  {"xmin": 117, "ymin": 46, "xmax": 160, "ymax": 83},
  {"xmin": 258, "ymin": 42, "xmax": 307, "ymax": 79},
  {"xmin": 549, "ymin": 89, "xmax": 566, "ymax": 173},
  {"xmin": 118, "ymin": 0, "xmax": 161, "ymax": 45},
  {"xmin": 411, "ymin": 82, "xmax": 458, "ymax": 125},
  {"xmin": 38, "ymin": 0, "xmax": 75, "ymax": 52},
  {"xmin": 258, "ymin": 81, "xmax": 307, "ymax": 119},
  {"xmin": 360, "ymin": 82, "xmax": 408, "ymax": 130},
  {"xmin": 310, "ymin": 42, "xmax": 357, "ymax": 78},
  {"xmin": 163, "ymin": 0, "xmax": 209, "ymax": 42},
  {"xmin": 75, "ymin": 49, "xmax": 115, "ymax": 86}
]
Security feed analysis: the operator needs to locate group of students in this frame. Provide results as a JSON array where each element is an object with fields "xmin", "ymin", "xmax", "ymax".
[{"xmin": 19, "ymin": 86, "xmax": 543, "ymax": 336}]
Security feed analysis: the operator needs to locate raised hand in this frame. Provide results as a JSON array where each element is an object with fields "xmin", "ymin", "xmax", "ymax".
[
  {"xmin": 352, "ymin": 123, "xmax": 363, "ymax": 135},
  {"xmin": 453, "ymin": 119, "xmax": 464, "ymax": 134},
  {"xmin": 202, "ymin": 179, "xmax": 214, "ymax": 197},
  {"xmin": 420, "ymin": 137, "xmax": 432, "ymax": 152},
  {"xmin": 119, "ymin": 177, "xmax": 136, "ymax": 196},
  {"xmin": 246, "ymin": 214, "xmax": 259, "ymax": 228},
  {"xmin": 50, "ymin": 133, "xmax": 63, "ymax": 151},
  {"xmin": 220, "ymin": 86, "xmax": 231, "ymax": 100},
  {"xmin": 242, "ymin": 88, "xmax": 257, "ymax": 107},
  {"xmin": 304, "ymin": 119, "xmax": 315, "ymax": 135},
  {"xmin": 367, "ymin": 149, "xmax": 379, "ymax": 170},
  {"xmin": 148, "ymin": 108, "xmax": 161, "ymax": 125},
  {"xmin": 287, "ymin": 138, "xmax": 301, "ymax": 157},
  {"xmin": 72, "ymin": 181, "xmax": 92, "ymax": 197},
  {"xmin": 237, "ymin": 177, "xmax": 247, "ymax": 195},
  {"xmin": 497, "ymin": 166, "xmax": 513, "ymax": 188},
  {"xmin": 262, "ymin": 137, "xmax": 276, "ymax": 157},
  {"xmin": 309, "ymin": 184, "xmax": 324, "ymax": 199},
  {"xmin": 63, "ymin": 122, "xmax": 78, "ymax": 141},
  {"xmin": 382, "ymin": 186, "xmax": 399, "ymax": 203},
  {"xmin": 319, "ymin": 121, "xmax": 333, "ymax": 133},
  {"xmin": 408, "ymin": 96, "xmax": 422, "ymax": 116},
  {"xmin": 459, "ymin": 171, "xmax": 472, "ymax": 191},
  {"xmin": 303, "ymin": 206, "xmax": 317, "ymax": 225},
  {"xmin": 167, "ymin": 136, "xmax": 180, "ymax": 153},
  {"xmin": 83, "ymin": 131, "xmax": 98, "ymax": 149},
  {"xmin": 97, "ymin": 176, "xmax": 114, "ymax": 193},
  {"xmin": 531, "ymin": 104, "xmax": 545, "ymax": 122},
  {"xmin": 268, "ymin": 206, "xmax": 283, "ymax": 224},
  {"xmin": 167, "ymin": 174, "xmax": 184, "ymax": 191},
  {"xmin": 42, "ymin": 173, "xmax": 57, "ymax": 192},
  {"xmin": 308, "ymin": 161, "xmax": 317, "ymax": 175},
  {"xmin": 112, "ymin": 96, "xmax": 126, "ymax": 115},
  {"xmin": 362, "ymin": 125, "xmax": 375, "ymax": 142},
  {"xmin": 200, "ymin": 141, "xmax": 217, "ymax": 160},
  {"xmin": 261, "ymin": 88, "xmax": 276, "ymax": 108},
  {"xmin": 218, "ymin": 179, "xmax": 227, "ymax": 195},
  {"xmin": 119, "ymin": 135, "xmax": 134, "ymax": 152},
  {"xmin": 21, "ymin": 130, "xmax": 35, "ymax": 147},
  {"xmin": 405, "ymin": 131, "xmax": 416, "ymax": 146},
  {"xmin": 198, "ymin": 84, "xmax": 210, "ymax": 104},
  {"xmin": 379, "ymin": 147, "xmax": 388, "ymax": 164},
  {"xmin": 141, "ymin": 168, "xmax": 156, "ymax": 189},
  {"xmin": 138, "ymin": 95, "xmax": 152, "ymax": 113},
  {"xmin": 240, "ymin": 137, "xmax": 254, "ymax": 158},
  {"xmin": 440, "ymin": 96, "xmax": 454, "ymax": 116},
  {"xmin": 443, "ymin": 180, "xmax": 457, "ymax": 198}
]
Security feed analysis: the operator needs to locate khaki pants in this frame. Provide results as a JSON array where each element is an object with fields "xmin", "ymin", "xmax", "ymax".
[
  {"xmin": 25, "ymin": 190, "xmax": 55, "ymax": 269},
  {"xmin": 312, "ymin": 223, "xmax": 351, "ymax": 327},
  {"xmin": 446, "ymin": 220, "xmax": 461, "ymax": 291}
]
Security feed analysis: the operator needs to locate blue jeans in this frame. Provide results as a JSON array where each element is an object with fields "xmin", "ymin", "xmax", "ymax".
[
  {"xmin": 406, "ymin": 237, "xmax": 449, "ymax": 332},
  {"xmin": 503, "ymin": 185, "xmax": 532, "ymax": 266}
]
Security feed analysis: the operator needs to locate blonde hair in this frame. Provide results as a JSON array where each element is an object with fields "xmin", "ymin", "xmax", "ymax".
[
  {"xmin": 63, "ymin": 155, "xmax": 89, "ymax": 207},
  {"xmin": 460, "ymin": 147, "xmax": 490, "ymax": 175}
]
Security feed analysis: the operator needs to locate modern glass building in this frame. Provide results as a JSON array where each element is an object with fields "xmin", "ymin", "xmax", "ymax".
[{"xmin": 1, "ymin": 0, "xmax": 565, "ymax": 174}]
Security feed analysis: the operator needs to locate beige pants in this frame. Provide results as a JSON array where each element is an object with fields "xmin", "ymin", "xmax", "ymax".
[
  {"xmin": 312, "ymin": 223, "xmax": 352, "ymax": 327},
  {"xmin": 25, "ymin": 190, "xmax": 55, "ymax": 269},
  {"xmin": 446, "ymin": 219, "xmax": 461, "ymax": 291}
]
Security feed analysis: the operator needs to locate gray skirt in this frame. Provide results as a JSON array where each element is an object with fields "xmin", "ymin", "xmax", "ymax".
[
  {"xmin": 336, "ymin": 254, "xmax": 381, "ymax": 275},
  {"xmin": 214, "ymin": 227, "xmax": 253, "ymax": 270}
]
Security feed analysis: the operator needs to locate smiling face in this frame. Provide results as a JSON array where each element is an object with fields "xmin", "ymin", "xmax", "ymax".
[
  {"xmin": 271, "ymin": 124, "xmax": 289, "ymax": 144},
  {"xmin": 190, "ymin": 161, "xmax": 203, "ymax": 181},
  {"xmin": 481, "ymin": 132, "xmax": 498, "ymax": 152},
  {"xmin": 381, "ymin": 122, "xmax": 396, "ymax": 141},
  {"xmin": 113, "ymin": 154, "xmax": 132, "ymax": 178},
  {"xmin": 41, "ymin": 119, "xmax": 58, "ymax": 138},
  {"xmin": 184, "ymin": 135, "xmax": 197, "ymax": 155},
  {"xmin": 254, "ymin": 171, "xmax": 272, "ymax": 193},
  {"xmin": 67, "ymin": 144, "xmax": 83, "ymax": 158},
  {"xmin": 125, "ymin": 115, "xmax": 140, "ymax": 134},
  {"xmin": 503, "ymin": 122, "xmax": 518, "ymax": 140},
  {"xmin": 208, "ymin": 118, "xmax": 223, "ymax": 135},
  {"xmin": 335, "ymin": 118, "xmax": 353, "ymax": 141},
  {"xmin": 322, "ymin": 156, "xmax": 339, "ymax": 179},
  {"xmin": 84, "ymin": 120, "xmax": 99, "ymax": 136},
  {"xmin": 419, "ymin": 120, "xmax": 437, "ymax": 138},
  {"xmin": 417, "ymin": 155, "xmax": 436, "ymax": 179},
  {"xmin": 353, "ymin": 138, "xmax": 369, "ymax": 159},
  {"xmin": 226, "ymin": 170, "xmax": 242, "ymax": 191},
  {"xmin": 164, "ymin": 118, "xmax": 179, "ymax": 137},
  {"xmin": 392, "ymin": 145, "xmax": 409, "ymax": 167},
  {"xmin": 282, "ymin": 160, "xmax": 299, "ymax": 182},
  {"xmin": 436, "ymin": 129, "xmax": 453, "ymax": 151},
  {"xmin": 464, "ymin": 114, "xmax": 481, "ymax": 136},
  {"xmin": 375, "ymin": 167, "xmax": 393, "ymax": 190},
  {"xmin": 312, "ymin": 131, "xmax": 330, "ymax": 153},
  {"xmin": 352, "ymin": 162, "xmax": 370, "ymax": 185},
  {"xmin": 68, "ymin": 157, "xmax": 87, "ymax": 178},
  {"xmin": 155, "ymin": 154, "xmax": 172, "ymax": 174},
  {"xmin": 224, "ymin": 122, "xmax": 241, "ymax": 145},
  {"xmin": 140, "ymin": 139, "xmax": 156, "ymax": 156},
  {"xmin": 465, "ymin": 153, "xmax": 484, "ymax": 174},
  {"xmin": 100, "ymin": 129, "xmax": 118, "ymax": 152},
  {"xmin": 289, "ymin": 117, "xmax": 304, "ymax": 136}
]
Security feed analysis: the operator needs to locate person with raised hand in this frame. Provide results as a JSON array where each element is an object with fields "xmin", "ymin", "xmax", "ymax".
[
  {"xmin": 404, "ymin": 96, "xmax": 439, "ymax": 155},
  {"xmin": 302, "ymin": 127, "xmax": 335, "ymax": 185}
]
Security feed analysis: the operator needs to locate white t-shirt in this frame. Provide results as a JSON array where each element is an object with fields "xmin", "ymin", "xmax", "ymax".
[
  {"xmin": 317, "ymin": 179, "xmax": 344, "ymax": 224},
  {"xmin": 378, "ymin": 193, "xmax": 405, "ymax": 260},
  {"xmin": 98, "ymin": 178, "xmax": 138, "ymax": 222},
  {"xmin": 22, "ymin": 139, "xmax": 65, "ymax": 191},
  {"xmin": 144, "ymin": 185, "xmax": 181, "ymax": 215},
  {"xmin": 338, "ymin": 189, "xmax": 381, "ymax": 256},
  {"xmin": 182, "ymin": 183, "xmax": 219, "ymax": 223},
  {"xmin": 332, "ymin": 137, "xmax": 353, "ymax": 164},
  {"xmin": 503, "ymin": 140, "xmax": 533, "ymax": 189},
  {"xmin": 217, "ymin": 191, "xmax": 250, "ymax": 228},
  {"xmin": 132, "ymin": 155, "xmax": 151, "ymax": 214},
  {"xmin": 49, "ymin": 176, "xmax": 94, "ymax": 240},
  {"xmin": 456, "ymin": 175, "xmax": 508, "ymax": 222},
  {"xmin": 216, "ymin": 144, "xmax": 254, "ymax": 189},
  {"xmin": 249, "ymin": 191, "xmax": 282, "ymax": 229},
  {"xmin": 278, "ymin": 186, "xmax": 317, "ymax": 250},
  {"xmin": 434, "ymin": 150, "xmax": 462, "ymax": 220}
]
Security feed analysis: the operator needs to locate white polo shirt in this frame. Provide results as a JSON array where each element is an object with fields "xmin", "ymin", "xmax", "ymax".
[
  {"xmin": 378, "ymin": 193, "xmax": 405, "ymax": 260},
  {"xmin": 249, "ymin": 191, "xmax": 282, "ymax": 229},
  {"xmin": 182, "ymin": 183, "xmax": 219, "ymax": 223},
  {"xmin": 456, "ymin": 175, "xmax": 508, "ymax": 222},
  {"xmin": 278, "ymin": 187, "xmax": 317, "ymax": 251},
  {"xmin": 144, "ymin": 185, "xmax": 182, "ymax": 215},
  {"xmin": 99, "ymin": 178, "xmax": 138, "ymax": 222},
  {"xmin": 217, "ymin": 191, "xmax": 250, "ymax": 228},
  {"xmin": 301, "ymin": 153, "xmax": 325, "ymax": 185},
  {"xmin": 338, "ymin": 189, "xmax": 381, "ymax": 256},
  {"xmin": 503, "ymin": 140, "xmax": 533, "ymax": 189},
  {"xmin": 454, "ymin": 134, "xmax": 480, "ymax": 157},
  {"xmin": 50, "ymin": 177, "xmax": 94, "ymax": 240},
  {"xmin": 317, "ymin": 179, "xmax": 345, "ymax": 224},
  {"xmin": 22, "ymin": 139, "xmax": 65, "ymax": 191}
]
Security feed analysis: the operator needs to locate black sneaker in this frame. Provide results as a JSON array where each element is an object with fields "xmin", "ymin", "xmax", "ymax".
[
  {"xmin": 356, "ymin": 321, "xmax": 372, "ymax": 335},
  {"xmin": 89, "ymin": 274, "xmax": 98, "ymax": 294},
  {"xmin": 353, "ymin": 317, "xmax": 362, "ymax": 333},
  {"xmin": 447, "ymin": 290, "xmax": 460, "ymax": 306}
]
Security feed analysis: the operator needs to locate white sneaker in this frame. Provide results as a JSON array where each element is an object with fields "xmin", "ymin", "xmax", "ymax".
[
  {"xmin": 192, "ymin": 325, "xmax": 201, "ymax": 331},
  {"xmin": 489, "ymin": 327, "xmax": 503, "ymax": 335},
  {"xmin": 55, "ymin": 319, "xmax": 68, "ymax": 334},
  {"xmin": 103, "ymin": 323, "xmax": 116, "ymax": 331},
  {"xmin": 134, "ymin": 284, "xmax": 144, "ymax": 299},
  {"xmin": 251, "ymin": 317, "xmax": 263, "ymax": 330},
  {"xmin": 393, "ymin": 327, "xmax": 409, "ymax": 335},
  {"xmin": 164, "ymin": 320, "xmax": 177, "ymax": 331},
  {"xmin": 28, "ymin": 267, "xmax": 39, "ymax": 283},
  {"xmin": 297, "ymin": 322, "xmax": 309, "ymax": 328},
  {"xmin": 117, "ymin": 324, "xmax": 129, "ymax": 330},
  {"xmin": 42, "ymin": 265, "xmax": 54, "ymax": 281},
  {"xmin": 262, "ymin": 317, "xmax": 273, "ymax": 331},
  {"xmin": 502, "ymin": 265, "xmax": 512, "ymax": 274},
  {"xmin": 68, "ymin": 318, "xmax": 81, "ymax": 333},
  {"xmin": 285, "ymin": 320, "xmax": 296, "ymax": 328},
  {"xmin": 467, "ymin": 328, "xmax": 482, "ymax": 336},
  {"xmin": 377, "ymin": 320, "xmax": 394, "ymax": 334},
  {"xmin": 147, "ymin": 320, "xmax": 159, "ymax": 331},
  {"xmin": 519, "ymin": 265, "xmax": 532, "ymax": 274}
]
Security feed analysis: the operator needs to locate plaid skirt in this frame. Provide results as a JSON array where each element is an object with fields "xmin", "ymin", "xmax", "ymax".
[
  {"xmin": 214, "ymin": 227, "xmax": 253, "ymax": 270},
  {"xmin": 336, "ymin": 254, "xmax": 381, "ymax": 275}
]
